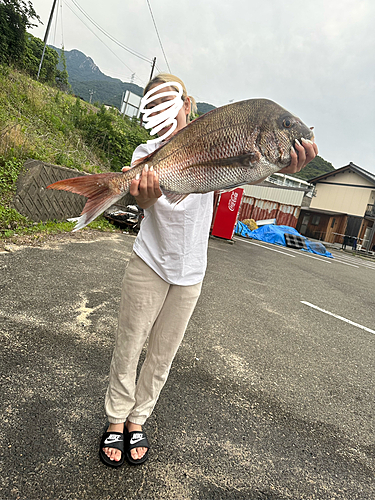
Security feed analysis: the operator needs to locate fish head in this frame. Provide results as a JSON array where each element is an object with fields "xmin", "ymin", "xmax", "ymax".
[{"xmin": 255, "ymin": 100, "xmax": 314, "ymax": 168}]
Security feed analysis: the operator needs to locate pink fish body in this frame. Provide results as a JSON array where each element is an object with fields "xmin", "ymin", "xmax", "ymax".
[{"xmin": 47, "ymin": 98, "xmax": 313, "ymax": 231}]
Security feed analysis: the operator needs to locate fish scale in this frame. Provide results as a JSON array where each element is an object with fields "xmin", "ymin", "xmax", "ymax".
[{"xmin": 47, "ymin": 98, "xmax": 314, "ymax": 231}]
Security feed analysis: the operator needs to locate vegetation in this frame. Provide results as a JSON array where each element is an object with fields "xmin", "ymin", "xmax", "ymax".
[
  {"xmin": 23, "ymin": 33, "xmax": 69, "ymax": 87},
  {"xmin": 0, "ymin": 1, "xmax": 150, "ymax": 243},
  {"xmin": 0, "ymin": 1, "xmax": 66, "ymax": 87},
  {"xmin": 290, "ymin": 155, "xmax": 335, "ymax": 182},
  {"xmin": 72, "ymin": 100, "xmax": 149, "ymax": 171},
  {"xmin": 0, "ymin": 0, "xmax": 39, "ymax": 66},
  {"xmin": 1, "ymin": 211, "xmax": 116, "ymax": 240},
  {"xmin": 196, "ymin": 102, "xmax": 216, "ymax": 116},
  {"xmin": 0, "ymin": 65, "xmax": 151, "ymax": 240}
]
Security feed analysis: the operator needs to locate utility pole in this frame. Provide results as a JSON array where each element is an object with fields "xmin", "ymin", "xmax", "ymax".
[
  {"xmin": 149, "ymin": 57, "xmax": 156, "ymax": 81},
  {"xmin": 37, "ymin": 0, "xmax": 58, "ymax": 80}
]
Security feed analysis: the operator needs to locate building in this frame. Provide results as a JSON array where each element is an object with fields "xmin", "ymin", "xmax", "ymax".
[
  {"xmin": 296, "ymin": 163, "xmax": 375, "ymax": 251},
  {"xmin": 238, "ymin": 176, "xmax": 313, "ymax": 227},
  {"xmin": 267, "ymin": 172, "xmax": 314, "ymax": 193}
]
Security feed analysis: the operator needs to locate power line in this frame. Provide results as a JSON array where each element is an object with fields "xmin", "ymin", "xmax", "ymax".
[
  {"xmin": 52, "ymin": 0, "xmax": 59, "ymax": 46},
  {"xmin": 146, "ymin": 0, "xmax": 171, "ymax": 73},
  {"xmin": 64, "ymin": 1, "xmax": 211, "ymax": 102},
  {"xmin": 64, "ymin": 0, "xmax": 145, "ymax": 83},
  {"xmin": 60, "ymin": 0, "xmax": 65, "ymax": 48},
  {"xmin": 69, "ymin": 0, "xmax": 153, "ymax": 64}
]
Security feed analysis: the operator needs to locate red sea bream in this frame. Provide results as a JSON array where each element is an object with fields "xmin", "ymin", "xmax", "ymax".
[{"xmin": 47, "ymin": 98, "xmax": 314, "ymax": 231}]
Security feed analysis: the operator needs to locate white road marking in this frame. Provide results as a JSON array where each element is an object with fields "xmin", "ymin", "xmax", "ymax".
[
  {"xmin": 233, "ymin": 237, "xmax": 295, "ymax": 257},
  {"xmin": 331, "ymin": 252, "xmax": 375, "ymax": 268},
  {"xmin": 234, "ymin": 236, "xmax": 374, "ymax": 269},
  {"xmin": 277, "ymin": 245, "xmax": 332, "ymax": 263},
  {"xmin": 234, "ymin": 237, "xmax": 332, "ymax": 261},
  {"xmin": 330, "ymin": 259, "xmax": 359, "ymax": 268},
  {"xmin": 301, "ymin": 301, "xmax": 375, "ymax": 335}
]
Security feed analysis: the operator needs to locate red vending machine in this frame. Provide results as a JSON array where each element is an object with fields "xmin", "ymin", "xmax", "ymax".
[{"xmin": 211, "ymin": 188, "xmax": 244, "ymax": 240}]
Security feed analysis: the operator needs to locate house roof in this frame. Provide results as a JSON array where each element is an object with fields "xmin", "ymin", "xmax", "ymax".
[
  {"xmin": 310, "ymin": 162, "xmax": 375, "ymax": 185},
  {"xmin": 300, "ymin": 207, "xmax": 346, "ymax": 216}
]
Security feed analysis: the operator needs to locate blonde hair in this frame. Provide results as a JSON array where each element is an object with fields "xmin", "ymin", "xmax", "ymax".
[{"xmin": 143, "ymin": 72, "xmax": 197, "ymax": 122}]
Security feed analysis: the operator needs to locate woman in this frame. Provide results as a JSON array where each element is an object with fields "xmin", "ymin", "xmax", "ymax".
[{"xmin": 100, "ymin": 73, "xmax": 318, "ymax": 467}]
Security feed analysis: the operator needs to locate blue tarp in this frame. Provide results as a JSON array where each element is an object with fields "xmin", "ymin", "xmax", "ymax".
[{"xmin": 234, "ymin": 222, "xmax": 333, "ymax": 258}]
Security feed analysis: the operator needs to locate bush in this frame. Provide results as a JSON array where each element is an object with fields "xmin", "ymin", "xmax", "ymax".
[
  {"xmin": 0, "ymin": 205, "xmax": 29, "ymax": 231},
  {"xmin": 0, "ymin": 156, "xmax": 23, "ymax": 196},
  {"xmin": 72, "ymin": 102, "xmax": 150, "ymax": 170}
]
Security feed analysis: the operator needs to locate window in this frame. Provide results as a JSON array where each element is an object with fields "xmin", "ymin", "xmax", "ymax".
[{"xmin": 311, "ymin": 215, "xmax": 320, "ymax": 226}]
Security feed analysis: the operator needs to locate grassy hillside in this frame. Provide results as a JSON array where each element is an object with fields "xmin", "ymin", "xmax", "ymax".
[{"xmin": 0, "ymin": 65, "xmax": 150, "ymax": 240}]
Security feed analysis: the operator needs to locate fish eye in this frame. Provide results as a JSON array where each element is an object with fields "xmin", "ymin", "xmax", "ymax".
[{"xmin": 283, "ymin": 118, "xmax": 293, "ymax": 128}]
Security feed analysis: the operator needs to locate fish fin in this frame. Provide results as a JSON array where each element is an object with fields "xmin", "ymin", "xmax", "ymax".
[
  {"xmin": 132, "ymin": 157, "xmax": 146, "ymax": 167},
  {"xmin": 131, "ymin": 142, "xmax": 165, "ymax": 167},
  {"xmin": 161, "ymin": 190, "xmax": 189, "ymax": 204},
  {"xmin": 182, "ymin": 152, "xmax": 261, "ymax": 171},
  {"xmin": 47, "ymin": 173, "xmax": 125, "ymax": 231}
]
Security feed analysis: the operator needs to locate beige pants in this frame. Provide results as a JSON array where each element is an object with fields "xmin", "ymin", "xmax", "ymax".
[{"xmin": 105, "ymin": 252, "xmax": 202, "ymax": 425}]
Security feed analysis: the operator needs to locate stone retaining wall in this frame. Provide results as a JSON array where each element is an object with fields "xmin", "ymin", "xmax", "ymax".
[
  {"xmin": 12, "ymin": 160, "xmax": 88, "ymax": 222},
  {"xmin": 12, "ymin": 160, "xmax": 134, "ymax": 223}
]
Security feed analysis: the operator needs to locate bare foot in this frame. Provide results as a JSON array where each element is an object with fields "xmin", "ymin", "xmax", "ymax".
[
  {"xmin": 102, "ymin": 422, "xmax": 124, "ymax": 462},
  {"xmin": 126, "ymin": 421, "xmax": 148, "ymax": 461}
]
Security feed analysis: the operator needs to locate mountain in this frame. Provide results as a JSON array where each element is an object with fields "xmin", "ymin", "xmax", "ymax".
[
  {"xmin": 51, "ymin": 47, "xmax": 143, "ymax": 108},
  {"xmin": 290, "ymin": 155, "xmax": 335, "ymax": 182},
  {"xmin": 196, "ymin": 102, "xmax": 216, "ymax": 115},
  {"xmin": 52, "ymin": 47, "xmax": 216, "ymax": 114}
]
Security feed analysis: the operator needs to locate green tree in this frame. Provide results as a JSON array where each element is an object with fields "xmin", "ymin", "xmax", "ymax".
[
  {"xmin": 55, "ymin": 46, "xmax": 70, "ymax": 91},
  {"xmin": 0, "ymin": 0, "xmax": 40, "ymax": 65},
  {"xmin": 22, "ymin": 33, "xmax": 59, "ymax": 84}
]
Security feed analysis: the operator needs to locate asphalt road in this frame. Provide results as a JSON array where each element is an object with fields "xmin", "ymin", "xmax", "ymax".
[{"xmin": 0, "ymin": 232, "xmax": 374, "ymax": 500}]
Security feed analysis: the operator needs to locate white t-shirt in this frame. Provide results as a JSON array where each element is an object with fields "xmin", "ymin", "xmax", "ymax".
[{"xmin": 131, "ymin": 142, "xmax": 214, "ymax": 286}]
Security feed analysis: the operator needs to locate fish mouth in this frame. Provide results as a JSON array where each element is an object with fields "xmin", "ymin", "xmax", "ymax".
[{"xmin": 297, "ymin": 129, "xmax": 314, "ymax": 144}]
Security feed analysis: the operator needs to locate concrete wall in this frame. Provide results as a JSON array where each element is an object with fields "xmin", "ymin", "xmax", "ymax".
[
  {"xmin": 13, "ymin": 160, "xmax": 134, "ymax": 223},
  {"xmin": 13, "ymin": 160, "xmax": 88, "ymax": 222}
]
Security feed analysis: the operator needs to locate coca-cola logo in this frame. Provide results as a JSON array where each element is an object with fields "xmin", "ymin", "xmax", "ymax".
[{"xmin": 228, "ymin": 191, "xmax": 238, "ymax": 211}]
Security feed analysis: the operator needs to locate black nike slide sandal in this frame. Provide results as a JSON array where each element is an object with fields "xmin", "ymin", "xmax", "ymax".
[
  {"xmin": 99, "ymin": 425, "xmax": 125, "ymax": 468},
  {"xmin": 125, "ymin": 428, "xmax": 150, "ymax": 466}
]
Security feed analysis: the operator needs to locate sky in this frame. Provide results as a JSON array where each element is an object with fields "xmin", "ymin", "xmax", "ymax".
[{"xmin": 30, "ymin": 0, "xmax": 375, "ymax": 174}]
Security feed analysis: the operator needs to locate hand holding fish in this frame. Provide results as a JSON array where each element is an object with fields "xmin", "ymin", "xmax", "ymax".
[
  {"xmin": 122, "ymin": 165, "xmax": 162, "ymax": 209},
  {"xmin": 280, "ymin": 138, "xmax": 318, "ymax": 174}
]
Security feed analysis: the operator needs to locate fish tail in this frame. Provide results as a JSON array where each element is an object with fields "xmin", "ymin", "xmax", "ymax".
[{"xmin": 47, "ymin": 172, "xmax": 126, "ymax": 231}]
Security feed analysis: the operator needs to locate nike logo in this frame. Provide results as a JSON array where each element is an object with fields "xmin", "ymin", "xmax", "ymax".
[
  {"xmin": 130, "ymin": 432, "xmax": 144, "ymax": 445},
  {"xmin": 104, "ymin": 434, "xmax": 123, "ymax": 445}
]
